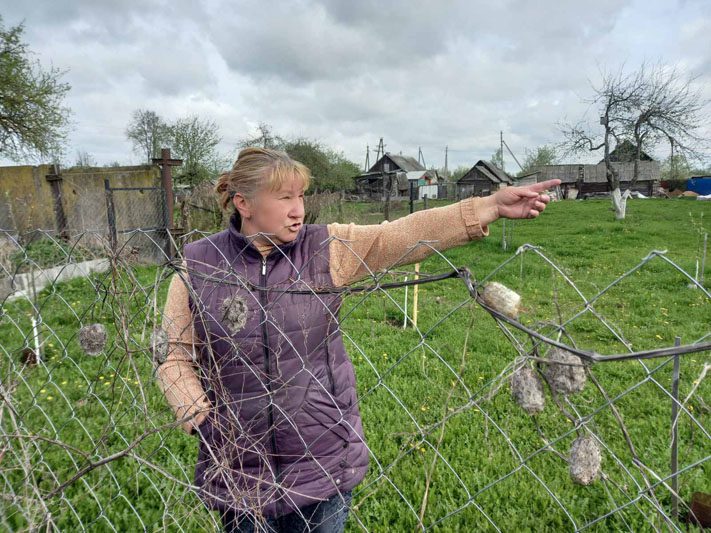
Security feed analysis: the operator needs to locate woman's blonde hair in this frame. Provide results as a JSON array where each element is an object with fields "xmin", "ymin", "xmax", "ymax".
[{"xmin": 215, "ymin": 147, "xmax": 311, "ymax": 212}]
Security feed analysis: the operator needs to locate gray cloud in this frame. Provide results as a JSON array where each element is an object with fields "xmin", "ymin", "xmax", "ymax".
[{"xmin": 0, "ymin": 0, "xmax": 708, "ymax": 169}]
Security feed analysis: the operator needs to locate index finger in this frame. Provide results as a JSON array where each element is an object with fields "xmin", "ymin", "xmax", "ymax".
[{"xmin": 528, "ymin": 179, "xmax": 561, "ymax": 193}]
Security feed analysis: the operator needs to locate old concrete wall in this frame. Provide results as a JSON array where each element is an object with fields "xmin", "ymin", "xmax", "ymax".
[
  {"xmin": 61, "ymin": 165, "xmax": 161, "ymax": 232},
  {"xmin": 0, "ymin": 164, "xmax": 167, "ymax": 262},
  {"xmin": 0, "ymin": 165, "xmax": 56, "ymax": 233}
]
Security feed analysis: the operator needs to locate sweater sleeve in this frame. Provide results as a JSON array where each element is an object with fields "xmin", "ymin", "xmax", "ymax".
[
  {"xmin": 327, "ymin": 196, "xmax": 489, "ymax": 287},
  {"xmin": 155, "ymin": 270, "xmax": 211, "ymax": 434}
]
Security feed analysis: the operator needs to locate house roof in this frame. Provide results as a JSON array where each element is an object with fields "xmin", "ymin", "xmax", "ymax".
[
  {"xmin": 458, "ymin": 160, "xmax": 513, "ymax": 184},
  {"xmin": 369, "ymin": 153, "xmax": 425, "ymax": 173},
  {"xmin": 606, "ymin": 140, "xmax": 655, "ymax": 163}
]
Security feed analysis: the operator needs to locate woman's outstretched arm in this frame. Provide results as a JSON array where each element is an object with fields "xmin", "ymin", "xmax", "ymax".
[{"xmin": 328, "ymin": 180, "xmax": 559, "ymax": 287}]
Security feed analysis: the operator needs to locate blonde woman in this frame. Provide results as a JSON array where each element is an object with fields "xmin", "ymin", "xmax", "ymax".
[{"xmin": 158, "ymin": 147, "xmax": 559, "ymax": 532}]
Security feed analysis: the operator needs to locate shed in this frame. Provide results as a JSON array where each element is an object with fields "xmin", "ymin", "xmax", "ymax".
[
  {"xmin": 457, "ymin": 160, "xmax": 513, "ymax": 197},
  {"xmin": 355, "ymin": 153, "xmax": 439, "ymax": 198}
]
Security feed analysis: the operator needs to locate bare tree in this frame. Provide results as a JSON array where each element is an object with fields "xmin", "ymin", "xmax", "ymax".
[
  {"xmin": 627, "ymin": 64, "xmax": 705, "ymax": 186},
  {"xmin": 125, "ymin": 109, "xmax": 169, "ymax": 163},
  {"xmin": 562, "ymin": 64, "xmax": 707, "ymax": 219},
  {"xmin": 237, "ymin": 122, "xmax": 285, "ymax": 150},
  {"xmin": 74, "ymin": 150, "xmax": 95, "ymax": 168},
  {"xmin": 561, "ymin": 67, "xmax": 646, "ymax": 219}
]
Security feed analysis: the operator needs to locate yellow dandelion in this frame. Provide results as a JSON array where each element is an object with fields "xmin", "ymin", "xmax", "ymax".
[
  {"xmin": 655, "ymin": 334, "xmax": 663, "ymax": 340},
  {"xmin": 103, "ymin": 381, "xmax": 110, "ymax": 386},
  {"xmin": 39, "ymin": 389, "xmax": 46, "ymax": 394},
  {"xmin": 46, "ymin": 396, "xmax": 54, "ymax": 401},
  {"xmin": 99, "ymin": 376, "xmax": 104, "ymax": 380},
  {"xmin": 689, "ymin": 405, "xmax": 694, "ymax": 411},
  {"xmin": 61, "ymin": 381, "xmax": 67, "ymax": 385}
]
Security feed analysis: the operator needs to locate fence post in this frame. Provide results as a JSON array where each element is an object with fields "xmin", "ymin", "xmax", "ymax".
[
  {"xmin": 383, "ymin": 163, "xmax": 391, "ymax": 221},
  {"xmin": 671, "ymin": 336, "xmax": 681, "ymax": 521},
  {"xmin": 423, "ymin": 194, "xmax": 428, "ymax": 210},
  {"xmin": 46, "ymin": 165, "xmax": 68, "ymax": 240},
  {"xmin": 701, "ymin": 233, "xmax": 707, "ymax": 287},
  {"xmin": 104, "ymin": 178, "xmax": 117, "ymax": 254},
  {"xmin": 409, "ymin": 181, "xmax": 415, "ymax": 214},
  {"xmin": 152, "ymin": 148, "xmax": 182, "ymax": 258}
]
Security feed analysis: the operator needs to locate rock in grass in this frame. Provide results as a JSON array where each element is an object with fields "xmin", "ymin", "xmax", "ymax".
[
  {"xmin": 569, "ymin": 435, "xmax": 601, "ymax": 485},
  {"xmin": 480, "ymin": 282, "xmax": 521, "ymax": 319},
  {"xmin": 219, "ymin": 293, "xmax": 248, "ymax": 335},
  {"xmin": 544, "ymin": 347, "xmax": 587, "ymax": 394},
  {"xmin": 510, "ymin": 365, "xmax": 545, "ymax": 414},
  {"xmin": 78, "ymin": 323, "xmax": 107, "ymax": 356},
  {"xmin": 151, "ymin": 327, "xmax": 169, "ymax": 365}
]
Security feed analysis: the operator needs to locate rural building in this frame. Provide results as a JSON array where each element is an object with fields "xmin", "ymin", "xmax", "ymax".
[
  {"xmin": 534, "ymin": 141, "xmax": 660, "ymax": 198},
  {"xmin": 355, "ymin": 153, "xmax": 440, "ymax": 199},
  {"xmin": 456, "ymin": 160, "xmax": 513, "ymax": 197}
]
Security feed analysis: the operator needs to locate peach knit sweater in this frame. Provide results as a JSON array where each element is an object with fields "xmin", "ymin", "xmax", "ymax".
[{"xmin": 157, "ymin": 197, "xmax": 489, "ymax": 433}]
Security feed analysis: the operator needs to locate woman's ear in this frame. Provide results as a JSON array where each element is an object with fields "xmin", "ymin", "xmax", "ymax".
[{"xmin": 232, "ymin": 193, "xmax": 251, "ymax": 220}]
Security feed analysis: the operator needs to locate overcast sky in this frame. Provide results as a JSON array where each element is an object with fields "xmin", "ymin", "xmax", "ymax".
[{"xmin": 2, "ymin": 0, "xmax": 710, "ymax": 171}]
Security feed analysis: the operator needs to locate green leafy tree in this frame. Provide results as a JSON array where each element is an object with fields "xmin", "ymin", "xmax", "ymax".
[
  {"xmin": 125, "ymin": 109, "xmax": 169, "ymax": 163},
  {"xmin": 169, "ymin": 115, "xmax": 223, "ymax": 186},
  {"xmin": 0, "ymin": 17, "xmax": 71, "ymax": 161},
  {"xmin": 489, "ymin": 147, "xmax": 504, "ymax": 170},
  {"xmin": 283, "ymin": 139, "xmax": 359, "ymax": 192},
  {"xmin": 518, "ymin": 145, "xmax": 558, "ymax": 176},
  {"xmin": 447, "ymin": 165, "xmax": 470, "ymax": 182},
  {"xmin": 237, "ymin": 125, "xmax": 360, "ymax": 192}
]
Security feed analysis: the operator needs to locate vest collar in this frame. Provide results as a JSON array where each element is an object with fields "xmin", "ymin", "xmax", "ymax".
[{"xmin": 227, "ymin": 212, "xmax": 303, "ymax": 259}]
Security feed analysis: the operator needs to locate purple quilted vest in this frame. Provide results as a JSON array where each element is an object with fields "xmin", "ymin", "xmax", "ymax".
[{"xmin": 184, "ymin": 215, "xmax": 369, "ymax": 518}]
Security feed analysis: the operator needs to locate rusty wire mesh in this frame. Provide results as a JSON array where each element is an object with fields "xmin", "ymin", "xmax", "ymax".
[{"xmin": 0, "ymin": 226, "xmax": 709, "ymax": 531}]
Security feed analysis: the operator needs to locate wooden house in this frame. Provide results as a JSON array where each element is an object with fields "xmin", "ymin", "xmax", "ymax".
[
  {"xmin": 355, "ymin": 153, "xmax": 439, "ymax": 199},
  {"xmin": 534, "ymin": 141, "xmax": 660, "ymax": 198},
  {"xmin": 456, "ymin": 160, "xmax": 513, "ymax": 197}
]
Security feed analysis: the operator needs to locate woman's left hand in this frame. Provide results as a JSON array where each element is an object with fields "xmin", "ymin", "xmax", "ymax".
[{"xmin": 479, "ymin": 179, "xmax": 561, "ymax": 226}]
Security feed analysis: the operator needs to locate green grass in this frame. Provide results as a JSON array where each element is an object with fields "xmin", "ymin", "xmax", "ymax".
[{"xmin": 1, "ymin": 198, "xmax": 709, "ymax": 531}]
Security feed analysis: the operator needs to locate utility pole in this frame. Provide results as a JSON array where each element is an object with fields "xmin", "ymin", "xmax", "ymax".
[
  {"xmin": 418, "ymin": 146, "xmax": 426, "ymax": 168},
  {"xmin": 364, "ymin": 144, "xmax": 370, "ymax": 171},
  {"xmin": 444, "ymin": 145, "xmax": 449, "ymax": 180},
  {"xmin": 500, "ymin": 130, "xmax": 505, "ymax": 172}
]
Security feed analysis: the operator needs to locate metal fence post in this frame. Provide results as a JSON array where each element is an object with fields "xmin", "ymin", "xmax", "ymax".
[
  {"xmin": 104, "ymin": 178, "xmax": 117, "ymax": 253},
  {"xmin": 671, "ymin": 336, "xmax": 681, "ymax": 521}
]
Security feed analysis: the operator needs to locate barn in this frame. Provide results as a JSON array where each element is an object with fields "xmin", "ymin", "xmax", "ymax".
[
  {"xmin": 355, "ymin": 153, "xmax": 439, "ymax": 199},
  {"xmin": 456, "ymin": 160, "xmax": 513, "ymax": 197},
  {"xmin": 534, "ymin": 141, "xmax": 660, "ymax": 198}
]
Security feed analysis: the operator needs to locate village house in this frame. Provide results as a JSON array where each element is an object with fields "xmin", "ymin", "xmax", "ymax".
[
  {"xmin": 456, "ymin": 160, "xmax": 513, "ymax": 197},
  {"xmin": 355, "ymin": 153, "xmax": 440, "ymax": 199},
  {"xmin": 534, "ymin": 141, "xmax": 661, "ymax": 198}
]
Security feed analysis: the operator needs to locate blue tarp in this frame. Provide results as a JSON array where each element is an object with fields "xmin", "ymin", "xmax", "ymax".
[{"xmin": 686, "ymin": 177, "xmax": 711, "ymax": 195}]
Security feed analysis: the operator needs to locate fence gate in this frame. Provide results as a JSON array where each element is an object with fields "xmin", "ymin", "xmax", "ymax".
[{"xmin": 103, "ymin": 178, "xmax": 170, "ymax": 263}]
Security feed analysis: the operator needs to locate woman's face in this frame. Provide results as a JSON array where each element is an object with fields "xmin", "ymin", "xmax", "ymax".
[{"xmin": 235, "ymin": 177, "xmax": 306, "ymax": 245}]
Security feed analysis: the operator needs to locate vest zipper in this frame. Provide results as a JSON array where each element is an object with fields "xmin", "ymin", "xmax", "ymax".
[{"xmin": 260, "ymin": 255, "xmax": 282, "ymax": 503}]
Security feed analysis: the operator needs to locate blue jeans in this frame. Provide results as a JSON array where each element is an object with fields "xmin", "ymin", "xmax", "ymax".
[{"xmin": 221, "ymin": 491, "xmax": 352, "ymax": 533}]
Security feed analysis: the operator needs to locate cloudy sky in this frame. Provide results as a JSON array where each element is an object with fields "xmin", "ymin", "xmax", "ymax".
[{"xmin": 3, "ymin": 0, "xmax": 710, "ymax": 171}]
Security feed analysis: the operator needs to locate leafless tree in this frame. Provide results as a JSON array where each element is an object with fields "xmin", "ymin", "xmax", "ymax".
[
  {"xmin": 627, "ymin": 64, "xmax": 705, "ymax": 186},
  {"xmin": 561, "ymin": 64, "xmax": 706, "ymax": 219},
  {"xmin": 125, "ymin": 109, "xmax": 169, "ymax": 163}
]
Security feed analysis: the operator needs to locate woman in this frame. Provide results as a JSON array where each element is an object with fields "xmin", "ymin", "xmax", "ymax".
[{"xmin": 157, "ymin": 147, "xmax": 559, "ymax": 532}]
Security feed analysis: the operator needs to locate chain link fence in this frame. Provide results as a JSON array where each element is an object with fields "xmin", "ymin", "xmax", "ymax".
[{"xmin": 0, "ymin": 224, "xmax": 709, "ymax": 531}]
